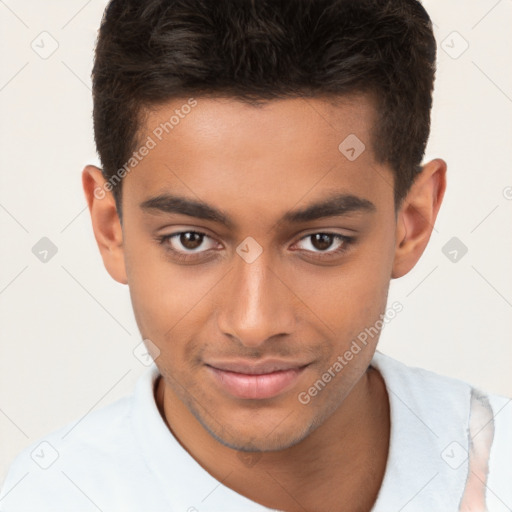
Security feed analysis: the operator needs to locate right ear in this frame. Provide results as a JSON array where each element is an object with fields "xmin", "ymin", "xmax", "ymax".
[{"xmin": 81, "ymin": 165, "xmax": 128, "ymax": 285}]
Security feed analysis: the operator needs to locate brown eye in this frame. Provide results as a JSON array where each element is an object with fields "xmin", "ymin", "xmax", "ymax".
[
  {"xmin": 294, "ymin": 233, "xmax": 355, "ymax": 260},
  {"xmin": 310, "ymin": 233, "xmax": 335, "ymax": 251},
  {"xmin": 157, "ymin": 230, "xmax": 218, "ymax": 262},
  {"xmin": 179, "ymin": 231, "xmax": 204, "ymax": 250}
]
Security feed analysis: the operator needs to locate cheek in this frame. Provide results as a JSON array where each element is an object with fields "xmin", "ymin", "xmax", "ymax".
[
  {"xmin": 123, "ymin": 231, "xmax": 207, "ymax": 340},
  {"xmin": 292, "ymin": 242, "xmax": 393, "ymax": 338},
  {"xmin": 127, "ymin": 267, "xmax": 214, "ymax": 342}
]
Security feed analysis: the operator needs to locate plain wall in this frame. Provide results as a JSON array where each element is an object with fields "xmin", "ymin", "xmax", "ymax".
[{"xmin": 1, "ymin": 0, "xmax": 511, "ymax": 482}]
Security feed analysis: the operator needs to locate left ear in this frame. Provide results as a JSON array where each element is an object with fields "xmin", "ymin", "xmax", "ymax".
[{"xmin": 392, "ymin": 158, "xmax": 447, "ymax": 279}]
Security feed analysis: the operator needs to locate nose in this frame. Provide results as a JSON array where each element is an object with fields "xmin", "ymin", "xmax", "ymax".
[{"xmin": 217, "ymin": 248, "xmax": 296, "ymax": 348}]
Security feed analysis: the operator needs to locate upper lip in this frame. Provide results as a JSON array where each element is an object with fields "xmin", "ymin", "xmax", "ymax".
[{"xmin": 205, "ymin": 358, "xmax": 310, "ymax": 375}]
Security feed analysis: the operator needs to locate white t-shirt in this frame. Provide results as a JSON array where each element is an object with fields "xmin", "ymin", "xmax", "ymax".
[{"xmin": 1, "ymin": 351, "xmax": 511, "ymax": 511}]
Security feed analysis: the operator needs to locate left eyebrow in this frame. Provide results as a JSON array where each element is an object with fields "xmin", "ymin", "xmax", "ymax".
[
  {"xmin": 281, "ymin": 193, "xmax": 376, "ymax": 223},
  {"xmin": 139, "ymin": 191, "xmax": 376, "ymax": 228}
]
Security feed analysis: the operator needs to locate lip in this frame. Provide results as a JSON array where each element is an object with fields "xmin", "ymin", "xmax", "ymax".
[
  {"xmin": 205, "ymin": 358, "xmax": 309, "ymax": 375},
  {"xmin": 205, "ymin": 359, "xmax": 309, "ymax": 400}
]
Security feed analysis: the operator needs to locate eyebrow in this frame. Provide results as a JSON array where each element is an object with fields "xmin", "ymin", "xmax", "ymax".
[{"xmin": 139, "ymin": 192, "xmax": 376, "ymax": 228}]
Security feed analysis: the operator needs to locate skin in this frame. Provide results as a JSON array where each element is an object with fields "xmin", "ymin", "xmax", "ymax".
[{"xmin": 82, "ymin": 95, "xmax": 446, "ymax": 512}]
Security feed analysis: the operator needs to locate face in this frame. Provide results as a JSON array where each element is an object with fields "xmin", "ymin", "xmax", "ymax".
[{"xmin": 111, "ymin": 95, "xmax": 401, "ymax": 452}]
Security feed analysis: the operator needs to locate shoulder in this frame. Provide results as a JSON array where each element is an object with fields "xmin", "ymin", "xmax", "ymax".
[
  {"xmin": 370, "ymin": 350, "xmax": 512, "ymax": 510},
  {"xmin": 0, "ymin": 366, "xmax": 160, "ymax": 511},
  {"xmin": 0, "ymin": 396, "xmax": 131, "ymax": 508},
  {"xmin": 371, "ymin": 350, "xmax": 512, "ymax": 431},
  {"xmin": 371, "ymin": 349, "xmax": 474, "ymax": 414}
]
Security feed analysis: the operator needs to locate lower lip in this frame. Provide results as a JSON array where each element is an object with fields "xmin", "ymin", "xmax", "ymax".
[{"xmin": 206, "ymin": 366, "xmax": 306, "ymax": 400}]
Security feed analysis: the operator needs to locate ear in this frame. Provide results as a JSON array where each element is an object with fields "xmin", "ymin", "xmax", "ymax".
[
  {"xmin": 392, "ymin": 158, "xmax": 447, "ymax": 279},
  {"xmin": 82, "ymin": 165, "xmax": 128, "ymax": 285}
]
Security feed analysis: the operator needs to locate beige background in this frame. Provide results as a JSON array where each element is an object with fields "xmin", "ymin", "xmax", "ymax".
[{"xmin": 1, "ymin": 0, "xmax": 511, "ymax": 482}]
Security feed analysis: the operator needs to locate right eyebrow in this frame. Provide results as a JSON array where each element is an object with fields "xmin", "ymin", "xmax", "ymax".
[{"xmin": 140, "ymin": 194, "xmax": 235, "ymax": 229}]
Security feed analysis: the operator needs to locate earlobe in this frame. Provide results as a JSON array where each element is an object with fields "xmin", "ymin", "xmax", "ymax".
[
  {"xmin": 391, "ymin": 159, "xmax": 447, "ymax": 279},
  {"xmin": 82, "ymin": 165, "xmax": 128, "ymax": 285}
]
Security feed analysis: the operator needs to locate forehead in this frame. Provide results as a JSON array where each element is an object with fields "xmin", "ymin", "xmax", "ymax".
[
  {"xmin": 122, "ymin": 95, "xmax": 393, "ymax": 223},
  {"xmin": 141, "ymin": 94, "xmax": 377, "ymax": 159}
]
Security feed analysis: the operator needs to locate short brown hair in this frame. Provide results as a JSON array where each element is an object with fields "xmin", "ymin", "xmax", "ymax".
[{"xmin": 92, "ymin": 0, "xmax": 437, "ymax": 219}]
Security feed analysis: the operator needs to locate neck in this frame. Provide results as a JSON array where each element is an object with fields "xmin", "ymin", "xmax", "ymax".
[{"xmin": 155, "ymin": 366, "xmax": 390, "ymax": 512}]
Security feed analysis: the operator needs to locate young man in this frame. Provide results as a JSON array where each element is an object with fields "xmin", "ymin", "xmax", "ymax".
[{"xmin": 1, "ymin": 0, "xmax": 510, "ymax": 511}]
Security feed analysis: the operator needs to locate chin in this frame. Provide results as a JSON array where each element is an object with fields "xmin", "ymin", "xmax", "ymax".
[{"xmin": 200, "ymin": 413, "xmax": 316, "ymax": 453}]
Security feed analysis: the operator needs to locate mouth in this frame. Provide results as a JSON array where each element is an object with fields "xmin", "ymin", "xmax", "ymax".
[{"xmin": 204, "ymin": 360, "xmax": 310, "ymax": 400}]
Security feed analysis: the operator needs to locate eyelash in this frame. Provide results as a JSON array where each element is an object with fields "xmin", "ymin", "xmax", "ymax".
[{"xmin": 155, "ymin": 231, "xmax": 355, "ymax": 263}]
